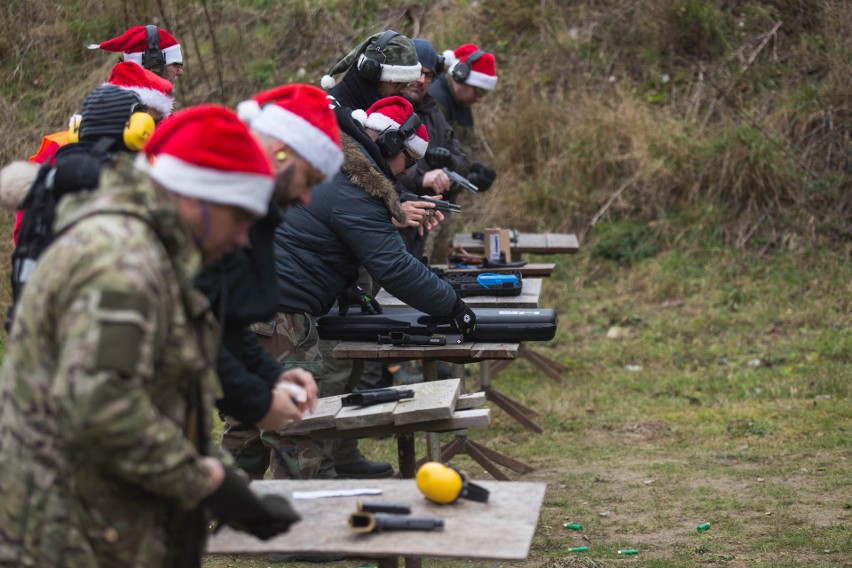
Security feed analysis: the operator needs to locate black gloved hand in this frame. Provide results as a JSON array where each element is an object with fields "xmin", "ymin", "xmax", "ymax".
[
  {"xmin": 337, "ymin": 284, "xmax": 382, "ymax": 316},
  {"xmin": 450, "ymin": 296, "xmax": 477, "ymax": 336},
  {"xmin": 202, "ymin": 467, "xmax": 301, "ymax": 540},
  {"xmin": 468, "ymin": 163, "xmax": 497, "ymax": 192},
  {"xmin": 424, "ymin": 147, "xmax": 455, "ymax": 170}
]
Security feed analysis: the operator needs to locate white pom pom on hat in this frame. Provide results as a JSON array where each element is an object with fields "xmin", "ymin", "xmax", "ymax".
[
  {"xmin": 236, "ymin": 99, "xmax": 262, "ymax": 123},
  {"xmin": 350, "ymin": 109, "xmax": 367, "ymax": 127},
  {"xmin": 320, "ymin": 75, "xmax": 337, "ymax": 90}
]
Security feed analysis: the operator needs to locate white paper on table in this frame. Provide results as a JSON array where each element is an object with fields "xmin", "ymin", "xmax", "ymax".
[{"xmin": 291, "ymin": 488, "xmax": 383, "ymax": 500}]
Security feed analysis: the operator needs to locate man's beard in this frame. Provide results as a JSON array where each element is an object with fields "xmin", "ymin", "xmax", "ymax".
[{"xmin": 273, "ymin": 164, "xmax": 299, "ymax": 207}]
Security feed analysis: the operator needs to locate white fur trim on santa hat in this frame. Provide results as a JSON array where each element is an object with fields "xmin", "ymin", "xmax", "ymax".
[
  {"xmin": 123, "ymin": 87, "xmax": 173, "ymax": 115},
  {"xmin": 363, "ymin": 113, "xmax": 428, "ymax": 159},
  {"xmin": 461, "ymin": 68, "xmax": 498, "ymax": 91},
  {"xmin": 120, "ymin": 44, "xmax": 183, "ymax": 67},
  {"xmin": 320, "ymin": 75, "xmax": 336, "ymax": 90},
  {"xmin": 142, "ymin": 154, "xmax": 273, "ymax": 216},
  {"xmin": 251, "ymin": 105, "xmax": 344, "ymax": 181},
  {"xmin": 355, "ymin": 54, "xmax": 421, "ymax": 84}
]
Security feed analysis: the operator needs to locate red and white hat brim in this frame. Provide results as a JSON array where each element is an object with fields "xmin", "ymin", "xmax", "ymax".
[
  {"xmin": 251, "ymin": 105, "xmax": 343, "ymax": 180},
  {"xmin": 363, "ymin": 113, "xmax": 428, "ymax": 159},
  {"xmin": 139, "ymin": 154, "xmax": 273, "ymax": 217}
]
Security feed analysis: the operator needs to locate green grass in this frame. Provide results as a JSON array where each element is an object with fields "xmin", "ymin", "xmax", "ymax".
[{"xmin": 204, "ymin": 244, "xmax": 851, "ymax": 568}]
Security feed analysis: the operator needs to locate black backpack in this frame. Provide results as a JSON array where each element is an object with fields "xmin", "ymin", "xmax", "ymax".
[{"xmin": 7, "ymin": 142, "xmax": 108, "ymax": 330}]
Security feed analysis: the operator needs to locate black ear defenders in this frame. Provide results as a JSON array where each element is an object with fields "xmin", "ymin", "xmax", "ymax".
[
  {"xmin": 434, "ymin": 54, "xmax": 445, "ymax": 76},
  {"xmin": 376, "ymin": 112, "xmax": 422, "ymax": 158},
  {"xmin": 124, "ymin": 102, "xmax": 156, "ymax": 151},
  {"xmin": 357, "ymin": 30, "xmax": 400, "ymax": 85},
  {"xmin": 451, "ymin": 49, "xmax": 485, "ymax": 83},
  {"xmin": 142, "ymin": 24, "xmax": 166, "ymax": 77}
]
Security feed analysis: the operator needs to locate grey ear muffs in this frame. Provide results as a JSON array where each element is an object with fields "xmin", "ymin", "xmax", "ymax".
[
  {"xmin": 357, "ymin": 30, "xmax": 400, "ymax": 85},
  {"xmin": 141, "ymin": 24, "xmax": 166, "ymax": 76},
  {"xmin": 376, "ymin": 112, "xmax": 422, "ymax": 158},
  {"xmin": 450, "ymin": 49, "xmax": 485, "ymax": 83}
]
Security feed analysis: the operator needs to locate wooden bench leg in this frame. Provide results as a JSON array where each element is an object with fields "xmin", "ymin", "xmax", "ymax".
[
  {"xmin": 484, "ymin": 388, "xmax": 544, "ymax": 433},
  {"xmin": 397, "ymin": 433, "xmax": 416, "ymax": 479},
  {"xmin": 519, "ymin": 344, "xmax": 567, "ymax": 383}
]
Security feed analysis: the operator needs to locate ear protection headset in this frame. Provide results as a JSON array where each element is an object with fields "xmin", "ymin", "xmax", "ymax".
[
  {"xmin": 141, "ymin": 24, "xmax": 166, "ymax": 77},
  {"xmin": 451, "ymin": 49, "xmax": 485, "ymax": 83},
  {"xmin": 375, "ymin": 112, "xmax": 422, "ymax": 158},
  {"xmin": 123, "ymin": 102, "xmax": 156, "ymax": 151},
  {"xmin": 357, "ymin": 30, "xmax": 400, "ymax": 85},
  {"xmin": 434, "ymin": 54, "xmax": 445, "ymax": 76}
]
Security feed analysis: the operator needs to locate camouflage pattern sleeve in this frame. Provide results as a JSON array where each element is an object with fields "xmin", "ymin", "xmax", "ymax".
[{"xmin": 48, "ymin": 215, "xmax": 211, "ymax": 510}]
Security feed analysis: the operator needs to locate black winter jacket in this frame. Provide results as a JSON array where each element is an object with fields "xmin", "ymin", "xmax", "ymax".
[
  {"xmin": 428, "ymin": 75, "xmax": 483, "ymax": 163},
  {"xmin": 272, "ymin": 116, "xmax": 459, "ymax": 318},
  {"xmin": 196, "ymin": 209, "xmax": 284, "ymax": 424}
]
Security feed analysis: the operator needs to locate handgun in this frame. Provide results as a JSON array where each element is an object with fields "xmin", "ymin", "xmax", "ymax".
[
  {"xmin": 442, "ymin": 168, "xmax": 479, "ymax": 193},
  {"xmin": 349, "ymin": 512, "xmax": 444, "ymax": 533},
  {"xmin": 399, "ymin": 191, "xmax": 462, "ymax": 213},
  {"xmin": 341, "ymin": 388, "xmax": 415, "ymax": 407}
]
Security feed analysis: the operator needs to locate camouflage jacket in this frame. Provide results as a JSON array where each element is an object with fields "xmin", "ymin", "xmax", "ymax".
[{"xmin": 0, "ymin": 157, "xmax": 222, "ymax": 567}]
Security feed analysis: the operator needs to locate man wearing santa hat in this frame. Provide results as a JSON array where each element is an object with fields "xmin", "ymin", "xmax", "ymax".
[
  {"xmin": 195, "ymin": 85, "xmax": 346, "ymax": 476},
  {"xmin": 427, "ymin": 43, "xmax": 500, "ymax": 263},
  {"xmin": 0, "ymin": 105, "xmax": 301, "ymax": 565},
  {"xmin": 257, "ymin": 96, "xmax": 477, "ymax": 483},
  {"xmin": 89, "ymin": 24, "xmax": 185, "ymax": 83}
]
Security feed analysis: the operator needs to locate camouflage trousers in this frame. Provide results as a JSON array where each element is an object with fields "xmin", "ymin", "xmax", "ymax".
[
  {"xmin": 423, "ymin": 209, "xmax": 458, "ymax": 264},
  {"xmin": 220, "ymin": 312, "xmax": 327, "ymax": 480}
]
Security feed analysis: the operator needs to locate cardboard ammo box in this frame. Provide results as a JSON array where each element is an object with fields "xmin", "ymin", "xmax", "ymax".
[{"xmin": 484, "ymin": 227, "xmax": 512, "ymax": 262}]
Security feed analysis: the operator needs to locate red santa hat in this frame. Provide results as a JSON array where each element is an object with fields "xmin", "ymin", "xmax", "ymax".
[
  {"xmin": 138, "ymin": 104, "xmax": 274, "ymax": 217},
  {"xmin": 106, "ymin": 62, "xmax": 174, "ymax": 116},
  {"xmin": 236, "ymin": 84, "xmax": 343, "ymax": 180},
  {"xmin": 361, "ymin": 96, "xmax": 429, "ymax": 159},
  {"xmin": 443, "ymin": 44, "xmax": 498, "ymax": 91},
  {"xmin": 88, "ymin": 25, "xmax": 183, "ymax": 67}
]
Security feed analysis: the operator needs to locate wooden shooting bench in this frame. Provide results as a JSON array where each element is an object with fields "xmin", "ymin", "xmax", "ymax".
[
  {"xmin": 206, "ymin": 478, "xmax": 546, "ymax": 568},
  {"xmin": 333, "ymin": 341, "xmax": 535, "ymax": 481},
  {"xmin": 277, "ymin": 378, "xmax": 492, "ymax": 479},
  {"xmin": 375, "ymin": 278, "xmax": 543, "ymax": 310},
  {"xmin": 449, "ymin": 232, "xmax": 574, "ymax": 385},
  {"xmin": 373, "ymin": 279, "xmax": 558, "ymax": 434},
  {"xmin": 452, "ymin": 232, "xmax": 580, "ymax": 255},
  {"xmin": 431, "ymin": 262, "xmax": 557, "ymax": 278}
]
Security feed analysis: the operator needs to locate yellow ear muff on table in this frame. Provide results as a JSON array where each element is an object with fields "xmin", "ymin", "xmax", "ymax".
[
  {"xmin": 124, "ymin": 106, "xmax": 156, "ymax": 152},
  {"xmin": 416, "ymin": 462, "xmax": 490, "ymax": 504},
  {"xmin": 416, "ymin": 462, "xmax": 464, "ymax": 504}
]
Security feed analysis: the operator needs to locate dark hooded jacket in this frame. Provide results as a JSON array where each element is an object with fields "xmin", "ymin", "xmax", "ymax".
[
  {"xmin": 428, "ymin": 74, "xmax": 483, "ymax": 162},
  {"xmin": 398, "ymin": 92, "xmax": 471, "ymax": 194},
  {"xmin": 272, "ymin": 108, "xmax": 458, "ymax": 317},
  {"xmin": 195, "ymin": 209, "xmax": 285, "ymax": 424}
]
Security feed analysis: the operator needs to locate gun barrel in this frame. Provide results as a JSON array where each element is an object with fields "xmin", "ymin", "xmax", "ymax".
[
  {"xmin": 442, "ymin": 168, "xmax": 479, "ymax": 193},
  {"xmin": 357, "ymin": 501, "xmax": 412, "ymax": 515},
  {"xmin": 349, "ymin": 512, "xmax": 444, "ymax": 533},
  {"xmin": 399, "ymin": 192, "xmax": 462, "ymax": 213},
  {"xmin": 341, "ymin": 389, "xmax": 415, "ymax": 407}
]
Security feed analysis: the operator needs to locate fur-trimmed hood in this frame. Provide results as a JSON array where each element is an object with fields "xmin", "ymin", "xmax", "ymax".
[{"xmin": 340, "ymin": 133, "xmax": 406, "ymax": 224}]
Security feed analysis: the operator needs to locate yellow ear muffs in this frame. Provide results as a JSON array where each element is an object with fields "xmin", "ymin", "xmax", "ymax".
[
  {"xmin": 67, "ymin": 113, "xmax": 82, "ymax": 144},
  {"xmin": 416, "ymin": 462, "xmax": 463, "ymax": 504},
  {"xmin": 123, "ymin": 105, "xmax": 156, "ymax": 152}
]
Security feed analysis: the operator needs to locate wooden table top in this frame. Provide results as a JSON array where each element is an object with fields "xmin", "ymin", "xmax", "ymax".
[
  {"xmin": 206, "ymin": 478, "xmax": 547, "ymax": 560},
  {"xmin": 453, "ymin": 232, "xmax": 579, "ymax": 254},
  {"xmin": 376, "ymin": 278, "xmax": 542, "ymax": 309},
  {"xmin": 277, "ymin": 379, "xmax": 491, "ymax": 437},
  {"xmin": 332, "ymin": 341, "xmax": 519, "ymax": 364}
]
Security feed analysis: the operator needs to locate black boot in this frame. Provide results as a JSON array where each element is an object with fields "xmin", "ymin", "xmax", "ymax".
[{"xmin": 335, "ymin": 455, "xmax": 394, "ymax": 479}]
